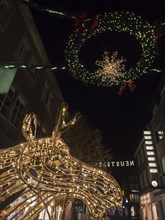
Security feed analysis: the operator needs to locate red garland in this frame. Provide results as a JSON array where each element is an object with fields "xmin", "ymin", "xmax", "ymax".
[
  {"xmin": 117, "ymin": 80, "xmax": 137, "ymax": 96},
  {"xmin": 73, "ymin": 11, "xmax": 89, "ymax": 30},
  {"xmin": 68, "ymin": 70, "xmax": 80, "ymax": 80},
  {"xmin": 91, "ymin": 19, "xmax": 99, "ymax": 29},
  {"xmin": 74, "ymin": 11, "xmax": 99, "ymax": 41}
]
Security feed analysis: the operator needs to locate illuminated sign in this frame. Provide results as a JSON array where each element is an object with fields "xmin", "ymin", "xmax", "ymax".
[{"xmin": 96, "ymin": 160, "xmax": 135, "ymax": 168}]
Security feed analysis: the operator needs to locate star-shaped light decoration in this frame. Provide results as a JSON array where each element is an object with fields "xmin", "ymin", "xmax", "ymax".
[{"xmin": 95, "ymin": 51, "xmax": 126, "ymax": 83}]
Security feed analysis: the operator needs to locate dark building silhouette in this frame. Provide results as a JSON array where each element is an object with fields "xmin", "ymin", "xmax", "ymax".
[
  {"xmin": 0, "ymin": 0, "xmax": 63, "ymax": 148},
  {"xmin": 134, "ymin": 76, "xmax": 165, "ymax": 220}
]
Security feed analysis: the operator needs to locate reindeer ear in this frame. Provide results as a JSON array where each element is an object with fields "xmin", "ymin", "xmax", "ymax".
[{"xmin": 22, "ymin": 113, "xmax": 37, "ymax": 141}]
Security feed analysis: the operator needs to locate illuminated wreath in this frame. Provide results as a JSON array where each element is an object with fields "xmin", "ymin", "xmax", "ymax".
[{"xmin": 65, "ymin": 11, "xmax": 156, "ymax": 86}]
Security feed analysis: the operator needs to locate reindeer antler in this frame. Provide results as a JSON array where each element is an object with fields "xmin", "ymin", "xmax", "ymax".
[
  {"xmin": 52, "ymin": 103, "xmax": 81, "ymax": 140},
  {"xmin": 22, "ymin": 113, "xmax": 37, "ymax": 141}
]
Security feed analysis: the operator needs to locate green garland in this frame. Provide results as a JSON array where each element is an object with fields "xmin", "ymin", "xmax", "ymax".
[
  {"xmin": 0, "ymin": 62, "xmax": 66, "ymax": 70},
  {"xmin": 65, "ymin": 11, "xmax": 157, "ymax": 86}
]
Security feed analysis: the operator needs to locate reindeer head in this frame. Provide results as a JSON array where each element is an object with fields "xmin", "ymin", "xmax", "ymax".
[{"xmin": 0, "ymin": 103, "xmax": 122, "ymax": 219}]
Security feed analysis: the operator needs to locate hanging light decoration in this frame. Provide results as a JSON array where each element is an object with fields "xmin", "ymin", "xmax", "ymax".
[
  {"xmin": 65, "ymin": 11, "xmax": 157, "ymax": 86},
  {"xmin": 95, "ymin": 51, "xmax": 126, "ymax": 83}
]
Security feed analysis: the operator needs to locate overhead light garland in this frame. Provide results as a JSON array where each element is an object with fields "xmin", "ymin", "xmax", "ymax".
[
  {"xmin": 65, "ymin": 11, "xmax": 157, "ymax": 87},
  {"xmin": 0, "ymin": 103, "xmax": 122, "ymax": 219},
  {"xmin": 1, "ymin": 2, "xmax": 164, "ymax": 89},
  {"xmin": 0, "ymin": 63, "xmax": 67, "ymax": 94},
  {"xmin": 0, "ymin": 62, "xmax": 66, "ymax": 71},
  {"xmin": 19, "ymin": 0, "xmax": 76, "ymax": 19}
]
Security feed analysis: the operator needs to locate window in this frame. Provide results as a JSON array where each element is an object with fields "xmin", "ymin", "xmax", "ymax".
[
  {"xmin": 0, "ymin": 87, "xmax": 26, "ymax": 129},
  {"xmin": 149, "ymin": 163, "xmax": 157, "ymax": 167},
  {"xmin": 147, "ymin": 151, "xmax": 155, "ymax": 156},
  {"xmin": 157, "ymin": 130, "xmax": 164, "ymax": 140},
  {"xmin": 148, "ymin": 157, "xmax": 156, "ymax": 161},
  {"xmin": 145, "ymin": 141, "xmax": 153, "ymax": 145},
  {"xmin": 150, "ymin": 169, "xmax": 158, "ymax": 173},
  {"xmin": 155, "ymin": 127, "xmax": 164, "ymax": 143},
  {"xmin": 143, "ymin": 131, "xmax": 151, "ymax": 135},
  {"xmin": 144, "ymin": 135, "xmax": 152, "ymax": 139},
  {"xmin": 129, "ymin": 194, "xmax": 139, "ymax": 203},
  {"xmin": 41, "ymin": 82, "xmax": 54, "ymax": 112},
  {"xmin": 10, "ymin": 97, "xmax": 25, "ymax": 128},
  {"xmin": 15, "ymin": 40, "xmax": 32, "ymax": 65},
  {"xmin": 146, "ymin": 146, "xmax": 154, "ymax": 150},
  {"xmin": 0, "ymin": 87, "xmax": 15, "ymax": 117}
]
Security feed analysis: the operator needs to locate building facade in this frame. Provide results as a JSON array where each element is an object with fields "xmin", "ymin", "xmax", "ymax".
[
  {"xmin": 0, "ymin": 0, "xmax": 63, "ymax": 149},
  {"xmin": 134, "ymin": 77, "xmax": 165, "ymax": 220}
]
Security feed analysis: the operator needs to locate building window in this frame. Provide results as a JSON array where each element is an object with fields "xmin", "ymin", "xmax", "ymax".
[
  {"xmin": 129, "ymin": 194, "xmax": 139, "ymax": 203},
  {"xmin": 147, "ymin": 151, "xmax": 155, "ymax": 156},
  {"xmin": 0, "ymin": 87, "xmax": 26, "ymax": 129},
  {"xmin": 41, "ymin": 82, "xmax": 54, "ymax": 112},
  {"xmin": 148, "ymin": 157, "xmax": 156, "ymax": 161},
  {"xmin": 145, "ymin": 141, "xmax": 153, "ymax": 145},
  {"xmin": 149, "ymin": 168, "xmax": 158, "ymax": 173},
  {"xmin": 0, "ymin": 87, "xmax": 15, "ymax": 117},
  {"xmin": 146, "ymin": 146, "xmax": 154, "ymax": 150},
  {"xmin": 10, "ymin": 97, "xmax": 26, "ymax": 128},
  {"xmin": 157, "ymin": 130, "xmax": 164, "ymax": 140},
  {"xmin": 143, "ymin": 131, "xmax": 151, "ymax": 135},
  {"xmin": 155, "ymin": 127, "xmax": 164, "ymax": 143},
  {"xmin": 148, "ymin": 163, "xmax": 157, "ymax": 167},
  {"xmin": 15, "ymin": 40, "xmax": 32, "ymax": 65},
  {"xmin": 144, "ymin": 135, "xmax": 152, "ymax": 139}
]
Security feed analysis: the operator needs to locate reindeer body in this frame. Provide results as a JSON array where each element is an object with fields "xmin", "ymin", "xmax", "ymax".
[{"xmin": 0, "ymin": 104, "xmax": 122, "ymax": 219}]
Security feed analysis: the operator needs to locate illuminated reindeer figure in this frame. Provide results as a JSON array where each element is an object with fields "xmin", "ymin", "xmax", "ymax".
[{"xmin": 0, "ymin": 103, "xmax": 122, "ymax": 220}]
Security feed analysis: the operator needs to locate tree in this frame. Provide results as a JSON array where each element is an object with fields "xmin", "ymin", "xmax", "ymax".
[{"xmin": 62, "ymin": 114, "xmax": 112, "ymax": 167}]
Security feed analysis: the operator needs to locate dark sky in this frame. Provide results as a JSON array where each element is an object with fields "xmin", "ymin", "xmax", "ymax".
[{"xmin": 30, "ymin": 0, "xmax": 165, "ymax": 160}]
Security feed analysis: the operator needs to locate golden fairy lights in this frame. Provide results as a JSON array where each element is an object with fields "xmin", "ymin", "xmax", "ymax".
[
  {"xmin": 65, "ymin": 11, "xmax": 156, "ymax": 87},
  {"xmin": 95, "ymin": 51, "xmax": 126, "ymax": 83},
  {"xmin": 0, "ymin": 104, "xmax": 122, "ymax": 219}
]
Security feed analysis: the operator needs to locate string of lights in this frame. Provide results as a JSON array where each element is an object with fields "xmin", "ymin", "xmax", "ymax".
[
  {"xmin": 0, "ymin": 62, "xmax": 66, "ymax": 71},
  {"xmin": 19, "ymin": 0, "xmax": 76, "ymax": 19},
  {"xmin": 0, "ymin": 104, "xmax": 122, "ymax": 219}
]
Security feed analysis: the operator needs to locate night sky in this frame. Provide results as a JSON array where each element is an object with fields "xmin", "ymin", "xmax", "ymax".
[{"xmin": 30, "ymin": 0, "xmax": 165, "ymax": 160}]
